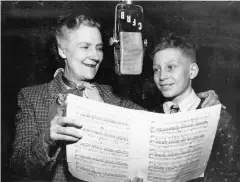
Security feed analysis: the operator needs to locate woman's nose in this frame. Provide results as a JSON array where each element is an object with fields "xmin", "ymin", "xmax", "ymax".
[{"xmin": 88, "ymin": 47, "xmax": 99, "ymax": 60}]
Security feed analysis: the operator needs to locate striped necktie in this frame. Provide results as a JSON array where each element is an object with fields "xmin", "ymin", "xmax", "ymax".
[{"xmin": 170, "ymin": 104, "xmax": 180, "ymax": 114}]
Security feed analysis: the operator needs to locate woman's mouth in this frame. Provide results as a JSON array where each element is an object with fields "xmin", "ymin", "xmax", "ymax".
[{"xmin": 83, "ymin": 63, "xmax": 97, "ymax": 68}]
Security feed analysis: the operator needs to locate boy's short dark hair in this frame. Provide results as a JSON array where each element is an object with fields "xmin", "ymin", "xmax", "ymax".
[{"xmin": 151, "ymin": 33, "xmax": 198, "ymax": 63}]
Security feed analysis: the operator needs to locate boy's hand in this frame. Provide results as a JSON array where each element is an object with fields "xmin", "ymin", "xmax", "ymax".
[
  {"xmin": 125, "ymin": 177, "xmax": 143, "ymax": 182},
  {"xmin": 197, "ymin": 90, "xmax": 226, "ymax": 109}
]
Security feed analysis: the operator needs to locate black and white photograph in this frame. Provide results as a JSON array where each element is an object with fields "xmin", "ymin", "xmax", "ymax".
[{"xmin": 2, "ymin": 1, "xmax": 240, "ymax": 182}]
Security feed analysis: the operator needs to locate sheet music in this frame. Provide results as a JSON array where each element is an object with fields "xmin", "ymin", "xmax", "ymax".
[{"xmin": 66, "ymin": 94, "xmax": 221, "ymax": 182}]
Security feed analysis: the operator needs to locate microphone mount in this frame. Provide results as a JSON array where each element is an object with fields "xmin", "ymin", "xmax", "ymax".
[
  {"xmin": 109, "ymin": 0, "xmax": 147, "ymax": 48},
  {"xmin": 110, "ymin": 0, "xmax": 147, "ymax": 75}
]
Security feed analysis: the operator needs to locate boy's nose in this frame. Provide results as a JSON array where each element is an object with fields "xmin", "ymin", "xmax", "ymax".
[{"xmin": 159, "ymin": 71, "xmax": 168, "ymax": 80}]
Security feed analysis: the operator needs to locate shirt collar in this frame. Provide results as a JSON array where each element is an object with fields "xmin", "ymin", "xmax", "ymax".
[
  {"xmin": 163, "ymin": 89, "xmax": 201, "ymax": 113},
  {"xmin": 53, "ymin": 68, "xmax": 103, "ymax": 102},
  {"xmin": 54, "ymin": 68, "xmax": 96, "ymax": 90}
]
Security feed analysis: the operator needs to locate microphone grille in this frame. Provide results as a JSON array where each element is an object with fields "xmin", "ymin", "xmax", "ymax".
[{"xmin": 119, "ymin": 32, "xmax": 143, "ymax": 75}]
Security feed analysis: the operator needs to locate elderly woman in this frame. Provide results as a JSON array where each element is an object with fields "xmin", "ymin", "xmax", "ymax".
[{"xmin": 10, "ymin": 14, "xmax": 221, "ymax": 182}]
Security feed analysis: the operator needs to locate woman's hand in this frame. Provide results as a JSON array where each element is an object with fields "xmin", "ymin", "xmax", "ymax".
[
  {"xmin": 44, "ymin": 93, "xmax": 83, "ymax": 147},
  {"xmin": 46, "ymin": 115, "xmax": 83, "ymax": 145},
  {"xmin": 197, "ymin": 90, "xmax": 226, "ymax": 109},
  {"xmin": 124, "ymin": 177, "xmax": 143, "ymax": 182}
]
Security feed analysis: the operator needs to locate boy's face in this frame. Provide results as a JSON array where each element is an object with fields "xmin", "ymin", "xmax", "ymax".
[{"xmin": 153, "ymin": 48, "xmax": 195, "ymax": 103}]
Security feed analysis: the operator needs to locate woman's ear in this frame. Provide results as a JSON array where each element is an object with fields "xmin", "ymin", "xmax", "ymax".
[
  {"xmin": 190, "ymin": 63, "xmax": 199, "ymax": 79},
  {"xmin": 58, "ymin": 47, "xmax": 66, "ymax": 59}
]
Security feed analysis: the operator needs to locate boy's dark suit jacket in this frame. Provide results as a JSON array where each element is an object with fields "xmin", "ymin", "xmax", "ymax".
[
  {"xmin": 10, "ymin": 72, "xmax": 143, "ymax": 182},
  {"xmin": 153, "ymin": 100, "xmax": 240, "ymax": 182}
]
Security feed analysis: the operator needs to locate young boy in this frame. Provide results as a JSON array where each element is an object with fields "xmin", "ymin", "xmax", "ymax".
[{"xmin": 151, "ymin": 34, "xmax": 240, "ymax": 181}]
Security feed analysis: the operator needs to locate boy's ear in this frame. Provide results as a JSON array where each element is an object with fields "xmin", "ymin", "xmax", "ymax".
[
  {"xmin": 58, "ymin": 47, "xmax": 67, "ymax": 59},
  {"xmin": 190, "ymin": 63, "xmax": 199, "ymax": 79}
]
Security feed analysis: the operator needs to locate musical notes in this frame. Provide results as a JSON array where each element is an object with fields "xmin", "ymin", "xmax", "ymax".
[
  {"xmin": 65, "ymin": 94, "xmax": 221, "ymax": 182},
  {"xmin": 146, "ymin": 113, "xmax": 216, "ymax": 181}
]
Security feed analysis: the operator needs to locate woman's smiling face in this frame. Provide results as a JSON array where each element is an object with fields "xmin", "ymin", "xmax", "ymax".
[{"xmin": 59, "ymin": 24, "xmax": 103, "ymax": 83}]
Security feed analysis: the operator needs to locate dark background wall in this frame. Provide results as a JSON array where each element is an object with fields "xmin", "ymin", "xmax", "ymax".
[{"xmin": 2, "ymin": 1, "xmax": 240, "ymax": 181}]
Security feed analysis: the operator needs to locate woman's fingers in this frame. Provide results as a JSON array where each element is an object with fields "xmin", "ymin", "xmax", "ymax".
[
  {"xmin": 199, "ymin": 90, "xmax": 213, "ymax": 108},
  {"xmin": 124, "ymin": 177, "xmax": 143, "ymax": 182},
  {"xmin": 50, "ymin": 133, "xmax": 79, "ymax": 142},
  {"xmin": 56, "ymin": 116, "xmax": 83, "ymax": 129},
  {"xmin": 198, "ymin": 90, "xmax": 226, "ymax": 109},
  {"xmin": 49, "ymin": 116, "xmax": 83, "ymax": 143},
  {"xmin": 55, "ymin": 126, "xmax": 82, "ymax": 139},
  {"xmin": 132, "ymin": 177, "xmax": 143, "ymax": 182},
  {"xmin": 221, "ymin": 103, "xmax": 226, "ymax": 110}
]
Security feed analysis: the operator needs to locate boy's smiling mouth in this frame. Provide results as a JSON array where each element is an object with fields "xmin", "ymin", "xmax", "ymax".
[{"xmin": 160, "ymin": 84, "xmax": 174, "ymax": 89}]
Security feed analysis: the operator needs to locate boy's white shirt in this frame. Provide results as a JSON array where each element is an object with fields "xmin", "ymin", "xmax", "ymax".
[
  {"xmin": 163, "ymin": 89, "xmax": 201, "ymax": 114},
  {"xmin": 163, "ymin": 89, "xmax": 204, "ymax": 177}
]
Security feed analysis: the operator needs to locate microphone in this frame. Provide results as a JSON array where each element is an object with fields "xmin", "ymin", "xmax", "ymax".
[{"xmin": 110, "ymin": 0, "xmax": 147, "ymax": 75}]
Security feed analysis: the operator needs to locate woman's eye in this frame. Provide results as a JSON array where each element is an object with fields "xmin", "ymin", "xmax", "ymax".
[
  {"xmin": 79, "ymin": 45, "xmax": 89, "ymax": 49},
  {"xmin": 79, "ymin": 47, "xmax": 88, "ymax": 50},
  {"xmin": 97, "ymin": 47, "xmax": 103, "ymax": 51}
]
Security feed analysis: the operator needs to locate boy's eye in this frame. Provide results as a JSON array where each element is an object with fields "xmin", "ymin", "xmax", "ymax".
[{"xmin": 168, "ymin": 65, "xmax": 176, "ymax": 69}]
